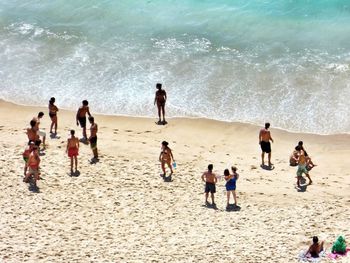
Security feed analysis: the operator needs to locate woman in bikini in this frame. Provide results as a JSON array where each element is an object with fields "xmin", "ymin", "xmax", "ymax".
[
  {"xmin": 159, "ymin": 141, "xmax": 174, "ymax": 177},
  {"xmin": 48, "ymin": 97, "xmax": 59, "ymax": 134}
]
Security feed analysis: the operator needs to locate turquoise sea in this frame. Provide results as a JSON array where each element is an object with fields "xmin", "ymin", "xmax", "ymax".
[{"xmin": 1, "ymin": 0, "xmax": 350, "ymax": 134}]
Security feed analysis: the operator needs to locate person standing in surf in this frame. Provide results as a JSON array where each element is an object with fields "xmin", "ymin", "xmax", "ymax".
[
  {"xmin": 259, "ymin": 122, "xmax": 274, "ymax": 167},
  {"xmin": 154, "ymin": 83, "xmax": 167, "ymax": 125},
  {"xmin": 76, "ymin": 100, "xmax": 91, "ymax": 141}
]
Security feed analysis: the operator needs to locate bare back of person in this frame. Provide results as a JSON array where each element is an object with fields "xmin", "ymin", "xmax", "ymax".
[
  {"xmin": 68, "ymin": 137, "xmax": 79, "ymax": 149},
  {"xmin": 78, "ymin": 106, "xmax": 90, "ymax": 118},
  {"xmin": 203, "ymin": 171, "xmax": 216, "ymax": 183},
  {"xmin": 90, "ymin": 123, "xmax": 98, "ymax": 137},
  {"xmin": 260, "ymin": 128, "xmax": 271, "ymax": 142},
  {"xmin": 155, "ymin": 90, "xmax": 166, "ymax": 105}
]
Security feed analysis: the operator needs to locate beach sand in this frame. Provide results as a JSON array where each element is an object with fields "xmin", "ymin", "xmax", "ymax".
[{"xmin": 0, "ymin": 99, "xmax": 349, "ymax": 262}]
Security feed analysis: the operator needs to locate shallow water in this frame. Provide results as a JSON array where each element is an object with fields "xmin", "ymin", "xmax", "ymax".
[{"xmin": 1, "ymin": 0, "xmax": 350, "ymax": 134}]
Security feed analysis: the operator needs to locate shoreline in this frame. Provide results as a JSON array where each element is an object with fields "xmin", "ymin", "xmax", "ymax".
[
  {"xmin": 1, "ymin": 98, "xmax": 349, "ymax": 137},
  {"xmin": 0, "ymin": 98, "xmax": 349, "ymax": 262}
]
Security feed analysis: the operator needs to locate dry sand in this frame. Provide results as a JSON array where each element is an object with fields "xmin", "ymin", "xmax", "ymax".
[{"xmin": 0, "ymin": 99, "xmax": 349, "ymax": 262}]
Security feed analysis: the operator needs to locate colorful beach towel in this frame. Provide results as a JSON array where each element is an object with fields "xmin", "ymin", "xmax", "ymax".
[{"xmin": 327, "ymin": 248, "xmax": 350, "ymax": 260}]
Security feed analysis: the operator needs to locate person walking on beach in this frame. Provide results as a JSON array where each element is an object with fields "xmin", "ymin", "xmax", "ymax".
[
  {"xmin": 159, "ymin": 141, "xmax": 174, "ymax": 177},
  {"xmin": 76, "ymin": 100, "xmax": 91, "ymax": 140},
  {"xmin": 23, "ymin": 145, "xmax": 41, "ymax": 186},
  {"xmin": 154, "ymin": 83, "xmax": 167, "ymax": 125},
  {"xmin": 33, "ymin": 112, "xmax": 46, "ymax": 149},
  {"xmin": 259, "ymin": 122, "xmax": 273, "ymax": 167},
  {"xmin": 22, "ymin": 141, "xmax": 35, "ymax": 176},
  {"xmin": 66, "ymin": 130, "xmax": 79, "ymax": 173},
  {"xmin": 88, "ymin": 116, "xmax": 98, "ymax": 160},
  {"xmin": 201, "ymin": 164, "xmax": 217, "ymax": 206},
  {"xmin": 225, "ymin": 167, "xmax": 239, "ymax": 209},
  {"xmin": 48, "ymin": 97, "xmax": 59, "ymax": 134},
  {"xmin": 296, "ymin": 146, "xmax": 312, "ymax": 187}
]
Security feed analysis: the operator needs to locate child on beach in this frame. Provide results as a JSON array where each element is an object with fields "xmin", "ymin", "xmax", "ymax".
[
  {"xmin": 296, "ymin": 146, "xmax": 313, "ymax": 187},
  {"xmin": 48, "ymin": 97, "xmax": 59, "ymax": 134},
  {"xmin": 27, "ymin": 120, "xmax": 41, "ymax": 146},
  {"xmin": 66, "ymin": 130, "xmax": 79, "ymax": 173},
  {"xmin": 225, "ymin": 167, "xmax": 239, "ymax": 209},
  {"xmin": 201, "ymin": 164, "xmax": 217, "ymax": 206},
  {"xmin": 159, "ymin": 141, "xmax": 174, "ymax": 177},
  {"xmin": 76, "ymin": 100, "xmax": 91, "ymax": 140},
  {"xmin": 22, "ymin": 141, "xmax": 35, "ymax": 176},
  {"xmin": 88, "ymin": 116, "xmax": 98, "ymax": 160},
  {"xmin": 23, "ymin": 146, "xmax": 41, "ymax": 186}
]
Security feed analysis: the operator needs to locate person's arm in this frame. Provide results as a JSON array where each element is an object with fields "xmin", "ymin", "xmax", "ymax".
[
  {"xmin": 170, "ymin": 149, "xmax": 174, "ymax": 162},
  {"xmin": 269, "ymin": 131, "xmax": 274, "ymax": 143},
  {"xmin": 214, "ymin": 174, "xmax": 218, "ymax": 184},
  {"xmin": 201, "ymin": 173, "xmax": 206, "ymax": 182},
  {"xmin": 159, "ymin": 152, "xmax": 162, "ymax": 162},
  {"xmin": 87, "ymin": 107, "xmax": 91, "ymax": 117},
  {"xmin": 164, "ymin": 91, "xmax": 167, "ymax": 103},
  {"xmin": 76, "ymin": 108, "xmax": 80, "ymax": 125},
  {"xmin": 66, "ymin": 139, "xmax": 69, "ymax": 153},
  {"xmin": 259, "ymin": 130, "xmax": 262, "ymax": 144},
  {"xmin": 154, "ymin": 93, "xmax": 157, "ymax": 105},
  {"xmin": 236, "ymin": 173, "xmax": 239, "ymax": 180}
]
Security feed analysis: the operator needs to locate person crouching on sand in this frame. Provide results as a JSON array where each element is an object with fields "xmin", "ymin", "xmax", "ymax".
[
  {"xmin": 201, "ymin": 164, "xmax": 217, "ymax": 206},
  {"xmin": 23, "ymin": 146, "xmax": 41, "ymax": 186},
  {"xmin": 23, "ymin": 141, "xmax": 35, "ymax": 176},
  {"xmin": 159, "ymin": 141, "xmax": 174, "ymax": 177},
  {"xmin": 305, "ymin": 236, "xmax": 324, "ymax": 258},
  {"xmin": 225, "ymin": 167, "xmax": 239, "ymax": 209},
  {"xmin": 66, "ymin": 130, "xmax": 79, "ymax": 173}
]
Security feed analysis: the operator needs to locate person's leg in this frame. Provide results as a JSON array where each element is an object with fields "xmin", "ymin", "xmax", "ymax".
[
  {"xmin": 161, "ymin": 105, "xmax": 165, "ymax": 122},
  {"xmin": 226, "ymin": 191, "xmax": 230, "ymax": 206},
  {"xmin": 70, "ymin": 157, "xmax": 73, "ymax": 172},
  {"xmin": 54, "ymin": 117, "xmax": 57, "ymax": 134},
  {"xmin": 261, "ymin": 152, "xmax": 265, "ymax": 165},
  {"xmin": 233, "ymin": 190, "xmax": 237, "ymax": 205},
  {"xmin": 211, "ymin": 192, "xmax": 215, "ymax": 205},
  {"xmin": 157, "ymin": 105, "xmax": 161, "ymax": 122},
  {"xmin": 268, "ymin": 152, "xmax": 272, "ymax": 166},
  {"xmin": 50, "ymin": 121, "xmax": 54, "ymax": 133},
  {"xmin": 161, "ymin": 161, "xmax": 166, "ymax": 176},
  {"xmin": 93, "ymin": 148, "xmax": 98, "ymax": 159},
  {"xmin": 24, "ymin": 162, "xmax": 28, "ymax": 176},
  {"xmin": 167, "ymin": 161, "xmax": 173, "ymax": 175},
  {"xmin": 205, "ymin": 192, "xmax": 209, "ymax": 203},
  {"xmin": 305, "ymin": 172, "xmax": 312, "ymax": 185},
  {"xmin": 74, "ymin": 156, "xmax": 78, "ymax": 171},
  {"xmin": 83, "ymin": 127, "xmax": 87, "ymax": 139}
]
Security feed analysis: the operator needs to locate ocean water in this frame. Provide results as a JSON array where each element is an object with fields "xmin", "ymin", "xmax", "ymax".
[{"xmin": 1, "ymin": 0, "xmax": 350, "ymax": 134}]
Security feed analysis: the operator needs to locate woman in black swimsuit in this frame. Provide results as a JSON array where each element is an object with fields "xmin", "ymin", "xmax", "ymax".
[{"xmin": 48, "ymin": 97, "xmax": 59, "ymax": 134}]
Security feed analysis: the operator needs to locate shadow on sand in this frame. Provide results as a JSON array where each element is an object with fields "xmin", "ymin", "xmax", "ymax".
[
  {"xmin": 260, "ymin": 164, "xmax": 275, "ymax": 170},
  {"xmin": 202, "ymin": 202, "xmax": 219, "ymax": 210},
  {"xmin": 70, "ymin": 170, "xmax": 81, "ymax": 177},
  {"xmin": 295, "ymin": 177, "xmax": 308, "ymax": 192},
  {"xmin": 226, "ymin": 204, "xmax": 241, "ymax": 212},
  {"xmin": 28, "ymin": 179, "xmax": 40, "ymax": 193},
  {"xmin": 49, "ymin": 133, "xmax": 60, "ymax": 139}
]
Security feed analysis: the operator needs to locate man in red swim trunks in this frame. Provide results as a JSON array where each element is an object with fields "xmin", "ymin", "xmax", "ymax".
[
  {"xmin": 154, "ymin": 83, "xmax": 167, "ymax": 124},
  {"xmin": 66, "ymin": 130, "xmax": 79, "ymax": 173}
]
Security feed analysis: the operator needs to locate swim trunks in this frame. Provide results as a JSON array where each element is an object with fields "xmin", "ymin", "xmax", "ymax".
[
  {"xmin": 225, "ymin": 177, "xmax": 237, "ymax": 191},
  {"xmin": 297, "ymin": 164, "xmax": 308, "ymax": 177},
  {"xmin": 205, "ymin": 182, "xmax": 216, "ymax": 193},
  {"xmin": 49, "ymin": 112, "xmax": 56, "ymax": 118},
  {"xmin": 68, "ymin": 147, "xmax": 79, "ymax": 158},
  {"xmin": 78, "ymin": 117, "xmax": 86, "ymax": 128},
  {"xmin": 89, "ymin": 136, "xmax": 97, "ymax": 149},
  {"xmin": 260, "ymin": 141, "xmax": 271, "ymax": 153}
]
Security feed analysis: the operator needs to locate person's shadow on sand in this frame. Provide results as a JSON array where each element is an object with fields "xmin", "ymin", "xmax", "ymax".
[
  {"xmin": 162, "ymin": 174, "xmax": 173, "ymax": 182},
  {"xmin": 295, "ymin": 177, "xmax": 308, "ymax": 192},
  {"xmin": 28, "ymin": 181, "xmax": 40, "ymax": 193},
  {"xmin": 226, "ymin": 204, "xmax": 241, "ymax": 212},
  {"xmin": 50, "ymin": 133, "xmax": 60, "ymax": 139},
  {"xmin": 202, "ymin": 202, "xmax": 219, "ymax": 210},
  {"xmin": 70, "ymin": 170, "xmax": 81, "ymax": 177},
  {"xmin": 260, "ymin": 164, "xmax": 275, "ymax": 170}
]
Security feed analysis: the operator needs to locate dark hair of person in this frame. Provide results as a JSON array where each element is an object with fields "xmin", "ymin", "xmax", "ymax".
[
  {"xmin": 313, "ymin": 236, "xmax": 319, "ymax": 244},
  {"xmin": 298, "ymin": 141, "xmax": 303, "ymax": 146},
  {"xmin": 208, "ymin": 164, "xmax": 213, "ymax": 171},
  {"xmin": 38, "ymin": 112, "xmax": 44, "ymax": 117},
  {"xmin": 224, "ymin": 169, "xmax": 230, "ymax": 176},
  {"xmin": 231, "ymin": 166, "xmax": 237, "ymax": 172},
  {"xmin": 88, "ymin": 116, "xmax": 94, "ymax": 122},
  {"xmin": 70, "ymin": 130, "xmax": 75, "ymax": 135},
  {"xmin": 156, "ymin": 83, "xmax": 162, "ymax": 89},
  {"xmin": 83, "ymin": 100, "xmax": 89, "ymax": 106},
  {"xmin": 30, "ymin": 120, "xmax": 36, "ymax": 127},
  {"xmin": 161, "ymin": 141, "xmax": 168, "ymax": 147},
  {"xmin": 295, "ymin": 146, "xmax": 301, "ymax": 151},
  {"xmin": 265, "ymin": 122, "xmax": 270, "ymax": 129},
  {"xmin": 49, "ymin": 97, "xmax": 55, "ymax": 104}
]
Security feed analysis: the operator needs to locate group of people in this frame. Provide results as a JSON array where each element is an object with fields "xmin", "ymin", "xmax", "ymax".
[
  {"xmin": 201, "ymin": 164, "xmax": 239, "ymax": 210},
  {"xmin": 304, "ymin": 235, "xmax": 348, "ymax": 259},
  {"xmin": 23, "ymin": 98, "xmax": 99, "ymax": 187}
]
